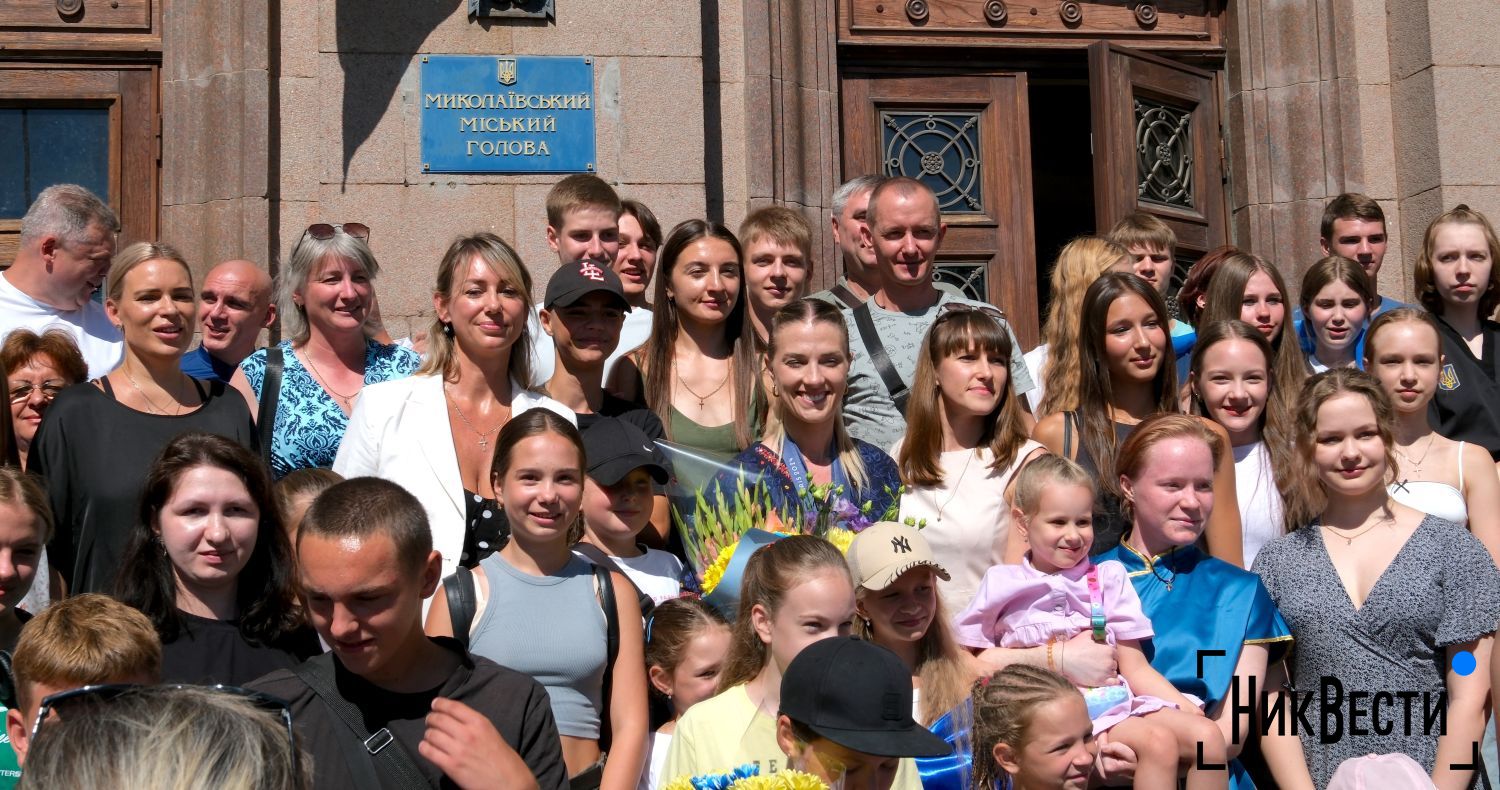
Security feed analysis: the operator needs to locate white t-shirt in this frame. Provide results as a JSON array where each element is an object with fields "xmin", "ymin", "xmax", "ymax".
[
  {"xmin": 529, "ymin": 305, "xmax": 654, "ymax": 388},
  {"xmin": 891, "ymin": 438, "xmax": 1045, "ymax": 613},
  {"xmin": 1023, "ymin": 344, "xmax": 1049, "ymax": 413},
  {"xmin": 0, "ymin": 272, "xmax": 122, "ymax": 378},
  {"xmin": 614, "ymin": 548, "xmax": 685, "ymax": 607},
  {"xmin": 640, "ymin": 729, "xmax": 671, "ymax": 790},
  {"xmin": 1234, "ymin": 440, "xmax": 1284, "ymax": 567}
]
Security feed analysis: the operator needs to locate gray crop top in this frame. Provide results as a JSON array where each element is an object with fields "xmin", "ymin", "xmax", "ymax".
[{"xmin": 471, "ymin": 552, "xmax": 608, "ymax": 738}]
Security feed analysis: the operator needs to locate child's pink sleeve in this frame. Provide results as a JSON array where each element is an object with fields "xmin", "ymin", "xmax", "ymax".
[
  {"xmin": 1099, "ymin": 560, "xmax": 1155, "ymax": 642},
  {"xmin": 952, "ymin": 567, "xmax": 1009, "ymax": 648}
]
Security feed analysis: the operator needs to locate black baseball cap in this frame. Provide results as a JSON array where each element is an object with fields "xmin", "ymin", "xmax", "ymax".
[
  {"xmin": 779, "ymin": 637, "xmax": 951, "ymax": 759},
  {"xmin": 580, "ymin": 417, "xmax": 668, "ymax": 486},
  {"xmin": 544, "ymin": 259, "xmax": 631, "ymax": 311}
]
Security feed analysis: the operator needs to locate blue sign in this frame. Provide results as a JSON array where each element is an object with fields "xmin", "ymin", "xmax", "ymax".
[{"xmin": 420, "ymin": 55, "xmax": 596, "ymax": 174}]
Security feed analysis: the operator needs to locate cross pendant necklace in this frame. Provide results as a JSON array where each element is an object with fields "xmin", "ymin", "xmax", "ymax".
[{"xmin": 446, "ymin": 387, "xmax": 503, "ymax": 449}]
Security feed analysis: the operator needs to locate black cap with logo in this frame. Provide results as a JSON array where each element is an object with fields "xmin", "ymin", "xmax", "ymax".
[
  {"xmin": 779, "ymin": 637, "xmax": 952, "ymax": 759},
  {"xmin": 544, "ymin": 259, "xmax": 632, "ymax": 311},
  {"xmin": 580, "ymin": 417, "xmax": 669, "ymax": 486}
]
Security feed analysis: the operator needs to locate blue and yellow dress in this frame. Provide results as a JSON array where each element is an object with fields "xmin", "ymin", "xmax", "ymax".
[{"xmin": 1097, "ymin": 542, "xmax": 1293, "ymax": 789}]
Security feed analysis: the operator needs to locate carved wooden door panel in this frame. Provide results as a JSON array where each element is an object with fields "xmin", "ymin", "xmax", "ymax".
[
  {"xmin": 840, "ymin": 72, "xmax": 1040, "ymax": 347},
  {"xmin": 1089, "ymin": 41, "xmax": 1227, "ymax": 269}
]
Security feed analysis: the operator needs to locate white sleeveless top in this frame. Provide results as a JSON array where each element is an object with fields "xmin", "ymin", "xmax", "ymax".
[
  {"xmin": 893, "ymin": 438, "xmax": 1045, "ymax": 613},
  {"xmin": 1234, "ymin": 440, "xmax": 1285, "ymax": 567},
  {"xmin": 1388, "ymin": 441, "xmax": 1469, "ymax": 525}
]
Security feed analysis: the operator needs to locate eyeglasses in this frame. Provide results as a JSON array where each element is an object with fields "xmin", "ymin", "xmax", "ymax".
[
  {"xmin": 31, "ymin": 684, "xmax": 299, "ymax": 780},
  {"xmin": 937, "ymin": 301, "xmax": 1007, "ymax": 324},
  {"xmin": 304, "ymin": 222, "xmax": 371, "ymax": 242},
  {"xmin": 7, "ymin": 381, "xmax": 65, "ymax": 404}
]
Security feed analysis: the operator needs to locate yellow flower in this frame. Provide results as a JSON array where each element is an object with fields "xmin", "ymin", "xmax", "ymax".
[
  {"xmin": 727, "ymin": 771, "xmax": 828, "ymax": 790},
  {"xmin": 823, "ymin": 528, "xmax": 855, "ymax": 555},
  {"xmin": 700, "ymin": 543, "xmax": 737, "ymax": 595}
]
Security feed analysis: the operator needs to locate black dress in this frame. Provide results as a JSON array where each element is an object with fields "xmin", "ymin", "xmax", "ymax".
[
  {"xmin": 27, "ymin": 378, "xmax": 258, "ymax": 594},
  {"xmin": 1429, "ymin": 316, "xmax": 1500, "ymax": 460},
  {"xmin": 1064, "ymin": 412, "xmax": 1136, "ymax": 556}
]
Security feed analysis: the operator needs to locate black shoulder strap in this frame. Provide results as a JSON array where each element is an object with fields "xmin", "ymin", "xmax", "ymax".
[
  {"xmin": 573, "ymin": 543, "xmax": 656, "ymax": 618},
  {"xmin": 852, "ymin": 301, "xmax": 909, "ymax": 412},
  {"xmin": 593, "ymin": 562, "xmax": 619, "ymax": 753},
  {"xmin": 258, "ymin": 345, "xmax": 284, "ymax": 470},
  {"xmin": 829, "ymin": 282, "xmax": 861, "ymax": 309},
  {"xmin": 442, "ymin": 566, "xmax": 477, "ymax": 650},
  {"xmin": 291, "ymin": 654, "xmax": 429, "ymax": 789},
  {"xmin": 1063, "ymin": 411, "xmax": 1075, "ymax": 460}
]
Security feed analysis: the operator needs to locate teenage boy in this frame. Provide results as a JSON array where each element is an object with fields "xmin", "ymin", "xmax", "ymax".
[
  {"xmin": 1319, "ymin": 192, "xmax": 1407, "ymax": 316},
  {"xmin": 578, "ymin": 417, "xmax": 682, "ymax": 606},
  {"xmin": 1105, "ymin": 212, "xmax": 1195, "ymax": 358},
  {"xmin": 776, "ymin": 637, "xmax": 950, "ymax": 790},
  {"xmin": 5, "ymin": 594, "xmax": 164, "ymax": 771},
  {"xmin": 842, "ymin": 177, "xmax": 1034, "ymax": 450},
  {"xmin": 530, "ymin": 175, "xmax": 630, "ymax": 386},
  {"xmin": 250, "ymin": 478, "xmax": 567, "ymax": 790},
  {"xmin": 739, "ymin": 206, "xmax": 813, "ymax": 344},
  {"xmin": 811, "ymin": 176, "xmax": 885, "ymax": 308}
]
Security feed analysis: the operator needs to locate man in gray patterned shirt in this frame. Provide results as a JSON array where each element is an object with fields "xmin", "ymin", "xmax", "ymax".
[{"xmin": 840, "ymin": 177, "xmax": 1035, "ymax": 451}]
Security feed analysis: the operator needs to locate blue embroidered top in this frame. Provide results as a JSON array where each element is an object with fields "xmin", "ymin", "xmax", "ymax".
[
  {"xmin": 240, "ymin": 339, "xmax": 419, "ymax": 479},
  {"xmin": 714, "ymin": 437, "xmax": 902, "ymax": 528}
]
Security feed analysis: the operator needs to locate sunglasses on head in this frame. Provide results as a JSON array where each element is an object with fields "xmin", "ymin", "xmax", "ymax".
[
  {"xmin": 31, "ymin": 683, "xmax": 299, "ymax": 777},
  {"xmin": 304, "ymin": 223, "xmax": 371, "ymax": 242},
  {"xmin": 937, "ymin": 301, "xmax": 1006, "ymax": 324}
]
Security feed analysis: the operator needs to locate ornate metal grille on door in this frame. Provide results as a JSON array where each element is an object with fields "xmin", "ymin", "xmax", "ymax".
[
  {"xmin": 1134, "ymin": 97, "xmax": 1193, "ymax": 209},
  {"xmin": 879, "ymin": 111, "xmax": 984, "ymax": 214}
]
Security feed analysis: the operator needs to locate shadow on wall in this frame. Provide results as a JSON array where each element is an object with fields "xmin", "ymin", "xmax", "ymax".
[{"xmin": 334, "ymin": 0, "xmax": 548, "ymax": 187}]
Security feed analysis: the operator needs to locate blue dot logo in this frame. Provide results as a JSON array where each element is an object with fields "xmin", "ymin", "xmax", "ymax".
[{"xmin": 1454, "ymin": 650, "xmax": 1477, "ymax": 676}]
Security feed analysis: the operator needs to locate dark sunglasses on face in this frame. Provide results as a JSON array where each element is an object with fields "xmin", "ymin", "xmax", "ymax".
[
  {"xmin": 7, "ymin": 381, "xmax": 65, "ymax": 404},
  {"xmin": 30, "ymin": 683, "xmax": 299, "ymax": 779},
  {"xmin": 304, "ymin": 222, "xmax": 371, "ymax": 242}
]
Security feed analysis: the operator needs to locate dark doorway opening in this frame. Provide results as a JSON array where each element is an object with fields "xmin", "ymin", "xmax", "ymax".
[{"xmin": 1027, "ymin": 74, "xmax": 1095, "ymax": 321}]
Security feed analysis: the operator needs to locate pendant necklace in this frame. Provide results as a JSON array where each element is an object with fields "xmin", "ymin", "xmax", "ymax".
[
  {"xmin": 446, "ymin": 386, "xmax": 504, "ymax": 450},
  {"xmin": 677, "ymin": 366, "xmax": 730, "ymax": 409},
  {"xmin": 302, "ymin": 349, "xmax": 361, "ymax": 408},
  {"xmin": 1321, "ymin": 516, "xmax": 1390, "ymax": 546},
  {"xmin": 1392, "ymin": 433, "xmax": 1437, "ymax": 493},
  {"xmin": 123, "ymin": 369, "xmax": 184, "ymax": 416}
]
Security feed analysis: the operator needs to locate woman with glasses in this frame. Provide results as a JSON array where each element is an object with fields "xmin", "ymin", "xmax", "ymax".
[
  {"xmin": 710, "ymin": 298, "xmax": 900, "ymax": 527},
  {"xmin": 231, "ymin": 223, "xmax": 419, "ymax": 479},
  {"xmin": 2, "ymin": 329, "xmax": 86, "ymax": 470},
  {"xmin": 28, "ymin": 242, "xmax": 258, "ymax": 596},
  {"xmin": 115, "ymin": 432, "xmax": 318, "ymax": 686},
  {"xmin": 893, "ymin": 305, "xmax": 1046, "ymax": 609},
  {"xmin": 335, "ymin": 233, "xmax": 573, "ymax": 582}
]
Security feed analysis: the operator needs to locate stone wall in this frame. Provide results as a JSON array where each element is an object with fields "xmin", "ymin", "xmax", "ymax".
[
  {"xmin": 1225, "ymin": 0, "xmax": 1500, "ymax": 301},
  {"xmin": 266, "ymin": 0, "xmax": 713, "ymax": 337}
]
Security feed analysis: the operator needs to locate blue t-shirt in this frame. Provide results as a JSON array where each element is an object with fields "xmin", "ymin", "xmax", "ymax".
[
  {"xmin": 179, "ymin": 344, "xmax": 241, "ymax": 384},
  {"xmin": 240, "ymin": 339, "xmax": 419, "ymax": 478}
]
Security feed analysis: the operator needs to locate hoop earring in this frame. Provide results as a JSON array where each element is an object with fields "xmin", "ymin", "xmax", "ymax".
[{"xmin": 771, "ymin": 381, "xmax": 781, "ymax": 398}]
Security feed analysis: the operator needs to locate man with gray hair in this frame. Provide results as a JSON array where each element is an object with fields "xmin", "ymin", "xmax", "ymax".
[
  {"xmin": 0, "ymin": 184, "xmax": 122, "ymax": 377},
  {"xmin": 810, "ymin": 174, "xmax": 886, "ymax": 309}
]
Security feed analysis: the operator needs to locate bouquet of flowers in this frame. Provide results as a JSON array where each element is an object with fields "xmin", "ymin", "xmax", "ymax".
[{"xmin": 661, "ymin": 764, "xmax": 828, "ymax": 790}]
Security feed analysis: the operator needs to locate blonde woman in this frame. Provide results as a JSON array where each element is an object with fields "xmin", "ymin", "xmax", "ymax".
[{"xmin": 1026, "ymin": 236, "xmax": 1130, "ymax": 417}]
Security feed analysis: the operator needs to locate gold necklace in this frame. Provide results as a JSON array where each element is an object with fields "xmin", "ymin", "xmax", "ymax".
[
  {"xmin": 123, "ymin": 368, "xmax": 184, "ymax": 416},
  {"xmin": 1320, "ymin": 516, "xmax": 1391, "ymax": 546},
  {"xmin": 1393, "ymin": 433, "xmax": 1438, "ymax": 490},
  {"xmin": 446, "ymin": 386, "xmax": 505, "ymax": 450},
  {"xmin": 676, "ymin": 366, "xmax": 730, "ymax": 409},
  {"xmin": 301, "ymin": 348, "xmax": 361, "ymax": 406}
]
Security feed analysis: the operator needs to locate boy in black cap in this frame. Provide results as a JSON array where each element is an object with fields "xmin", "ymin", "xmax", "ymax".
[
  {"xmin": 578, "ymin": 417, "xmax": 682, "ymax": 605},
  {"xmin": 776, "ymin": 637, "xmax": 950, "ymax": 790},
  {"xmin": 541, "ymin": 261, "xmax": 673, "ymax": 545}
]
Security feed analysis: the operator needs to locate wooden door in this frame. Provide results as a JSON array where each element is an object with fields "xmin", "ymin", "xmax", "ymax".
[
  {"xmin": 1089, "ymin": 41, "xmax": 1226, "ymax": 270},
  {"xmin": 840, "ymin": 72, "xmax": 1040, "ymax": 347},
  {"xmin": 0, "ymin": 64, "xmax": 158, "ymax": 265}
]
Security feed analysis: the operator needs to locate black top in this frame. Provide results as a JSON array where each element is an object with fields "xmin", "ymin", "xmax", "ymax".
[
  {"xmin": 160, "ymin": 611, "xmax": 321, "ymax": 686},
  {"xmin": 575, "ymin": 393, "xmax": 667, "ymax": 442},
  {"xmin": 461, "ymin": 489, "xmax": 508, "ymax": 567},
  {"xmin": 249, "ymin": 638, "xmax": 568, "ymax": 790},
  {"xmin": 27, "ymin": 378, "xmax": 258, "ymax": 594},
  {"xmin": 1429, "ymin": 316, "xmax": 1500, "ymax": 460},
  {"xmin": 1067, "ymin": 413, "xmax": 1137, "ymax": 556}
]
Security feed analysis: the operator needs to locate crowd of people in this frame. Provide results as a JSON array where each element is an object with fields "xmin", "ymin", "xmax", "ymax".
[{"xmin": 0, "ymin": 174, "xmax": 1497, "ymax": 790}]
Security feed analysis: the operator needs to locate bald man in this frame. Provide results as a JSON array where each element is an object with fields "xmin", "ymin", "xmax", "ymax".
[{"xmin": 180, "ymin": 259, "xmax": 276, "ymax": 382}]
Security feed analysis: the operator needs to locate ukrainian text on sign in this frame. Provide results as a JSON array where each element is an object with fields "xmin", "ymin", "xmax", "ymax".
[{"xmin": 420, "ymin": 55, "xmax": 596, "ymax": 174}]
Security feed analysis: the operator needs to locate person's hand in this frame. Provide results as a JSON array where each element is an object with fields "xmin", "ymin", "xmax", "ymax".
[
  {"xmin": 1092, "ymin": 731, "xmax": 1137, "ymax": 786},
  {"xmin": 1060, "ymin": 631, "xmax": 1119, "ymax": 687},
  {"xmin": 419, "ymin": 697, "xmax": 539, "ymax": 790}
]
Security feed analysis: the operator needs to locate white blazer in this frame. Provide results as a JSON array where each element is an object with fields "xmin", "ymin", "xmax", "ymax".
[{"xmin": 333, "ymin": 373, "xmax": 575, "ymax": 582}]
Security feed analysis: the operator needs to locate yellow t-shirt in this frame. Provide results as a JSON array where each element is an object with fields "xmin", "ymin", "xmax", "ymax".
[{"xmin": 659, "ymin": 684, "xmax": 922, "ymax": 790}]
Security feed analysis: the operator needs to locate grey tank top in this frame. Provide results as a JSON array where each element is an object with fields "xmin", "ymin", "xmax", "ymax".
[{"xmin": 471, "ymin": 552, "xmax": 607, "ymax": 738}]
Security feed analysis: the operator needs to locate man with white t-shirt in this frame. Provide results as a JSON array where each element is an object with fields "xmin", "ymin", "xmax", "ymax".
[{"xmin": 0, "ymin": 184, "xmax": 122, "ymax": 378}]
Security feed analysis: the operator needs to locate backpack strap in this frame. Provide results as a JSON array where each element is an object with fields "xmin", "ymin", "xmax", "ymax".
[
  {"xmin": 257, "ymin": 345, "xmax": 284, "ymax": 470},
  {"xmin": 829, "ymin": 282, "xmax": 861, "ymax": 309},
  {"xmin": 291, "ymin": 653, "xmax": 429, "ymax": 789},
  {"xmin": 442, "ymin": 566, "xmax": 477, "ymax": 650},
  {"xmin": 1062, "ymin": 411, "xmax": 1076, "ymax": 460},
  {"xmin": 851, "ymin": 301, "xmax": 909, "ymax": 412},
  {"xmin": 593, "ymin": 563, "xmax": 619, "ymax": 753}
]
